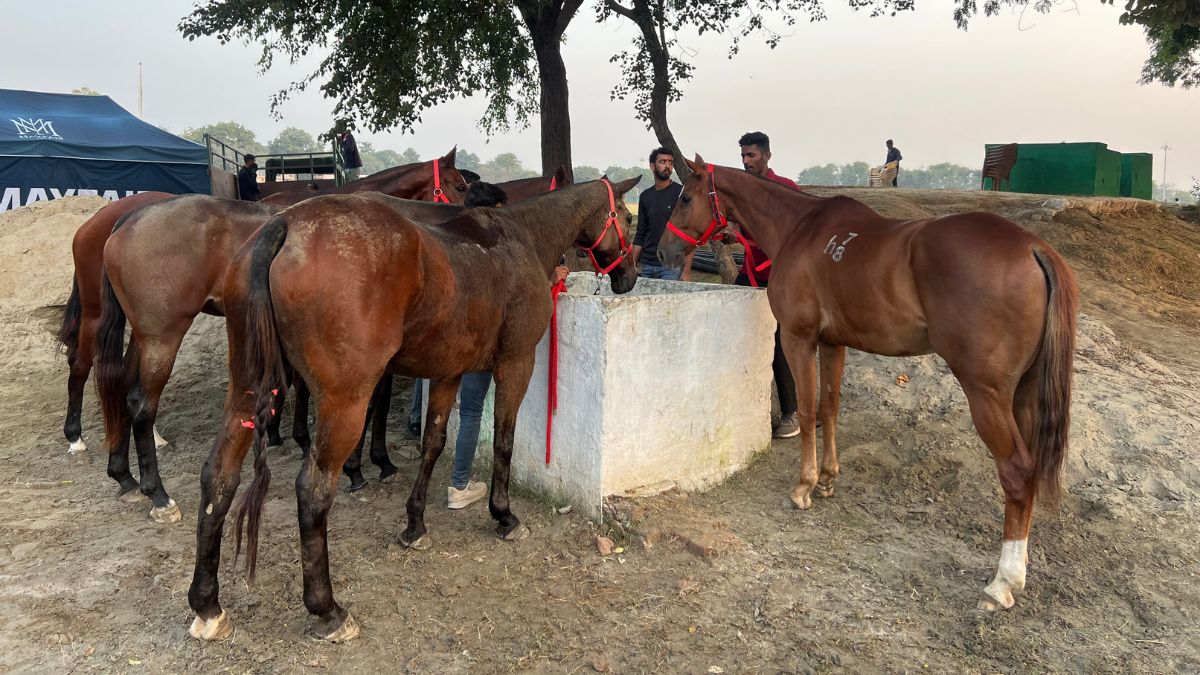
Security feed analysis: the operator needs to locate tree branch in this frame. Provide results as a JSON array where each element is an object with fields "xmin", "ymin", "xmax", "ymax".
[{"xmin": 605, "ymin": 0, "xmax": 637, "ymax": 21}]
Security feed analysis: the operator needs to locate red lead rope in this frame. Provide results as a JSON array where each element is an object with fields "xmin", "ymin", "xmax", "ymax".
[{"xmin": 546, "ymin": 278, "xmax": 568, "ymax": 464}]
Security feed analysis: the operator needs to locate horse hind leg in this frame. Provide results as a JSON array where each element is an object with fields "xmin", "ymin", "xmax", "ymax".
[
  {"xmin": 298, "ymin": 392, "xmax": 374, "ymax": 641},
  {"xmin": 64, "ymin": 317, "xmax": 96, "ymax": 453},
  {"xmin": 961, "ymin": 380, "xmax": 1036, "ymax": 611},
  {"xmin": 129, "ymin": 328, "xmax": 190, "ymax": 524}
]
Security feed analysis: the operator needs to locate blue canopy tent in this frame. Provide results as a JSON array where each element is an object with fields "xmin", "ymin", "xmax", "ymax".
[{"xmin": 0, "ymin": 88, "xmax": 209, "ymax": 212}]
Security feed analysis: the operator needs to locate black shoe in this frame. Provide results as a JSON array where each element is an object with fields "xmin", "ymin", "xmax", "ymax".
[{"xmin": 406, "ymin": 420, "xmax": 421, "ymax": 438}]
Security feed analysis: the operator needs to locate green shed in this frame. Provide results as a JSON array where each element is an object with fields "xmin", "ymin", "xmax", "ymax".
[
  {"xmin": 1119, "ymin": 153, "xmax": 1153, "ymax": 199},
  {"xmin": 983, "ymin": 142, "xmax": 1123, "ymax": 196}
]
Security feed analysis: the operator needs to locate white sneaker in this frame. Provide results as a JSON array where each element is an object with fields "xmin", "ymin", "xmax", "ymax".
[{"xmin": 447, "ymin": 481, "xmax": 488, "ymax": 510}]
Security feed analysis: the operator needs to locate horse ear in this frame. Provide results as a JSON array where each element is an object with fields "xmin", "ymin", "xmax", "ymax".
[
  {"xmin": 599, "ymin": 173, "xmax": 609, "ymax": 182},
  {"xmin": 614, "ymin": 175, "xmax": 642, "ymax": 195},
  {"xmin": 554, "ymin": 165, "xmax": 570, "ymax": 186},
  {"xmin": 441, "ymin": 147, "xmax": 457, "ymax": 166},
  {"xmin": 683, "ymin": 155, "xmax": 702, "ymax": 172}
]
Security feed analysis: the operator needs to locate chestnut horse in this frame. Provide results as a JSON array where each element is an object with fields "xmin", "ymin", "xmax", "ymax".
[
  {"xmin": 186, "ymin": 178, "xmax": 640, "ymax": 642},
  {"xmin": 59, "ymin": 152, "xmax": 469, "ymax": 453},
  {"xmin": 94, "ymin": 153, "xmax": 467, "ymax": 523},
  {"xmin": 658, "ymin": 158, "xmax": 1077, "ymax": 612}
]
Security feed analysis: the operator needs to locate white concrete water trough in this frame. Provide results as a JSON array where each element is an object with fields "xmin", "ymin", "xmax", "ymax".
[{"xmin": 425, "ymin": 273, "xmax": 777, "ymax": 518}]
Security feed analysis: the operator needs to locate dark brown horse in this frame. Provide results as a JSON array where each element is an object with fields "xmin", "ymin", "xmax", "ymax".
[
  {"xmin": 60, "ymin": 151, "xmax": 467, "ymax": 453},
  {"xmin": 299, "ymin": 170, "xmax": 575, "ymax": 489},
  {"xmin": 57, "ymin": 191, "xmax": 175, "ymax": 453},
  {"xmin": 658, "ymin": 158, "xmax": 1077, "ymax": 612},
  {"xmin": 186, "ymin": 178, "xmax": 640, "ymax": 642},
  {"xmin": 94, "ymin": 155, "xmax": 468, "ymax": 524}
]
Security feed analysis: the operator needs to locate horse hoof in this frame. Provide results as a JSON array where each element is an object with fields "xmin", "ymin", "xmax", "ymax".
[
  {"xmin": 399, "ymin": 533, "xmax": 431, "ymax": 551},
  {"xmin": 379, "ymin": 471, "xmax": 398, "ymax": 485},
  {"xmin": 189, "ymin": 611, "xmax": 233, "ymax": 641},
  {"xmin": 320, "ymin": 613, "xmax": 361, "ymax": 642},
  {"xmin": 67, "ymin": 438, "xmax": 87, "ymax": 454},
  {"xmin": 118, "ymin": 488, "xmax": 148, "ymax": 504},
  {"xmin": 153, "ymin": 427, "xmax": 169, "ymax": 450},
  {"xmin": 977, "ymin": 591, "xmax": 1015, "ymax": 612},
  {"xmin": 501, "ymin": 524, "xmax": 530, "ymax": 542},
  {"xmin": 348, "ymin": 480, "xmax": 368, "ymax": 493},
  {"xmin": 789, "ymin": 491, "xmax": 812, "ymax": 510},
  {"xmin": 150, "ymin": 499, "xmax": 181, "ymax": 524},
  {"xmin": 816, "ymin": 482, "xmax": 836, "ymax": 498}
]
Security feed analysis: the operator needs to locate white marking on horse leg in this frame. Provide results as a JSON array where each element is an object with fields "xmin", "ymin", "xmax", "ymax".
[
  {"xmin": 189, "ymin": 610, "xmax": 234, "ymax": 641},
  {"xmin": 980, "ymin": 539, "xmax": 1027, "ymax": 611},
  {"xmin": 68, "ymin": 438, "xmax": 87, "ymax": 454},
  {"xmin": 153, "ymin": 426, "xmax": 169, "ymax": 449}
]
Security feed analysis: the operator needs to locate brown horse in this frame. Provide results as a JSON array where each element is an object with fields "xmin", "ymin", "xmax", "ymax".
[
  {"xmin": 658, "ymin": 158, "xmax": 1077, "ymax": 612},
  {"xmin": 186, "ymin": 178, "xmax": 640, "ymax": 642},
  {"xmin": 57, "ymin": 191, "xmax": 175, "ymax": 453},
  {"xmin": 94, "ymin": 155, "xmax": 468, "ymax": 524},
  {"xmin": 59, "ymin": 151, "xmax": 467, "ymax": 453},
  {"xmin": 258, "ymin": 149, "xmax": 470, "ymax": 207},
  {"xmin": 297, "ymin": 170, "xmax": 575, "ymax": 489}
]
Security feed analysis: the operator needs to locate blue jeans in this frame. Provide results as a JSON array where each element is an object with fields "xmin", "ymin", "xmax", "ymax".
[
  {"xmin": 638, "ymin": 261, "xmax": 681, "ymax": 280},
  {"xmin": 409, "ymin": 375, "xmax": 493, "ymax": 488},
  {"xmin": 452, "ymin": 372, "xmax": 493, "ymax": 489}
]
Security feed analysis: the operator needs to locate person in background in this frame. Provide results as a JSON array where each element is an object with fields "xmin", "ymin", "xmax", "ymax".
[
  {"xmin": 737, "ymin": 131, "xmax": 802, "ymax": 439},
  {"xmin": 339, "ymin": 126, "xmax": 363, "ymax": 181},
  {"xmin": 305, "ymin": 181, "xmax": 320, "ymax": 191},
  {"xmin": 460, "ymin": 169, "xmax": 481, "ymax": 185},
  {"xmin": 885, "ymin": 139, "xmax": 903, "ymax": 187},
  {"xmin": 237, "ymin": 154, "xmax": 260, "ymax": 201},
  {"xmin": 632, "ymin": 146, "xmax": 691, "ymax": 280}
]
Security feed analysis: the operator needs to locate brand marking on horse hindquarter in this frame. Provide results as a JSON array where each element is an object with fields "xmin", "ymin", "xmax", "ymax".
[{"xmin": 823, "ymin": 233, "xmax": 858, "ymax": 263}]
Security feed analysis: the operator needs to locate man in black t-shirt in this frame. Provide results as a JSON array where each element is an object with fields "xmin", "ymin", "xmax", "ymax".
[
  {"xmin": 632, "ymin": 147, "xmax": 692, "ymax": 280},
  {"xmin": 237, "ymin": 154, "xmax": 260, "ymax": 201}
]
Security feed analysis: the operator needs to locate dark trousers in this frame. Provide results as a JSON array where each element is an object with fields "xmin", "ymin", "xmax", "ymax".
[{"xmin": 736, "ymin": 273, "xmax": 798, "ymax": 416}]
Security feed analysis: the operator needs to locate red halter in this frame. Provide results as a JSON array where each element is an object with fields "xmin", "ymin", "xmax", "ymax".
[
  {"xmin": 664, "ymin": 164, "xmax": 771, "ymax": 287},
  {"xmin": 549, "ymin": 175, "xmax": 558, "ymax": 191},
  {"xmin": 579, "ymin": 179, "xmax": 632, "ymax": 276},
  {"xmin": 431, "ymin": 159, "xmax": 452, "ymax": 204}
]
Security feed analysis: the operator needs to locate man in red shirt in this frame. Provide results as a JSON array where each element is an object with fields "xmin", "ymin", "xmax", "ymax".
[{"xmin": 737, "ymin": 131, "xmax": 800, "ymax": 438}]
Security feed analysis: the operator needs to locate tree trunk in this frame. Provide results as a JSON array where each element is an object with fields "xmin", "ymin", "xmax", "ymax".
[
  {"xmin": 516, "ymin": 0, "xmax": 582, "ymax": 182},
  {"xmin": 615, "ymin": 0, "xmax": 739, "ymax": 283}
]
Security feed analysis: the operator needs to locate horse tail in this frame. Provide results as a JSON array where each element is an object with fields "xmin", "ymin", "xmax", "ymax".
[
  {"xmin": 95, "ymin": 268, "xmax": 132, "ymax": 452},
  {"xmin": 1027, "ymin": 247, "xmax": 1079, "ymax": 506},
  {"xmin": 233, "ymin": 215, "xmax": 290, "ymax": 581},
  {"xmin": 57, "ymin": 275, "xmax": 82, "ymax": 361}
]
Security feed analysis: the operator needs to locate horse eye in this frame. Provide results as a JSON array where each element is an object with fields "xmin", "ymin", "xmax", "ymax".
[
  {"xmin": 457, "ymin": 185, "xmax": 466, "ymax": 192},
  {"xmin": 681, "ymin": 193, "xmax": 691, "ymax": 204}
]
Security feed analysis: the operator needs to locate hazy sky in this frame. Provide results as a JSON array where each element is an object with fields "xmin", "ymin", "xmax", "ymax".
[{"xmin": 3, "ymin": 0, "xmax": 1195, "ymax": 187}]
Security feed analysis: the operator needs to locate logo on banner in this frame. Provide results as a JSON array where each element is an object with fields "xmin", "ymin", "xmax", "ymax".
[{"xmin": 11, "ymin": 117, "xmax": 62, "ymax": 140}]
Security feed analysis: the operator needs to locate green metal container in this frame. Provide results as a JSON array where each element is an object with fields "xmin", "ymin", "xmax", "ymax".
[
  {"xmin": 984, "ymin": 142, "xmax": 1127, "ymax": 197},
  {"xmin": 1119, "ymin": 153, "xmax": 1153, "ymax": 199}
]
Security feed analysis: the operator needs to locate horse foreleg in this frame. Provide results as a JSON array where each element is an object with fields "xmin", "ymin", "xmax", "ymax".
[
  {"xmin": 297, "ymin": 392, "xmax": 372, "ymax": 641},
  {"xmin": 780, "ymin": 331, "xmax": 818, "ymax": 510},
  {"xmin": 368, "ymin": 374, "xmax": 398, "ymax": 482},
  {"xmin": 816, "ymin": 343, "xmax": 846, "ymax": 498},
  {"xmin": 400, "ymin": 378, "xmax": 460, "ymax": 550},
  {"xmin": 187, "ymin": 384, "xmax": 256, "ymax": 641},
  {"xmin": 292, "ymin": 377, "xmax": 312, "ymax": 454},
  {"xmin": 489, "ymin": 356, "xmax": 535, "ymax": 541}
]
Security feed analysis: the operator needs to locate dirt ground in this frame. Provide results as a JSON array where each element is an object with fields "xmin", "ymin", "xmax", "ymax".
[{"xmin": 0, "ymin": 192, "xmax": 1197, "ymax": 674}]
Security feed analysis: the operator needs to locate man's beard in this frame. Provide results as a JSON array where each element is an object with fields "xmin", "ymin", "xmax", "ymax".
[{"xmin": 656, "ymin": 169, "xmax": 672, "ymax": 181}]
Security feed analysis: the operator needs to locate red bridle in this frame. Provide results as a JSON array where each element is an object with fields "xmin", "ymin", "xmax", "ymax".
[
  {"xmin": 431, "ymin": 159, "xmax": 452, "ymax": 204},
  {"xmin": 664, "ymin": 164, "xmax": 771, "ymax": 287},
  {"xmin": 578, "ymin": 179, "xmax": 632, "ymax": 276}
]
